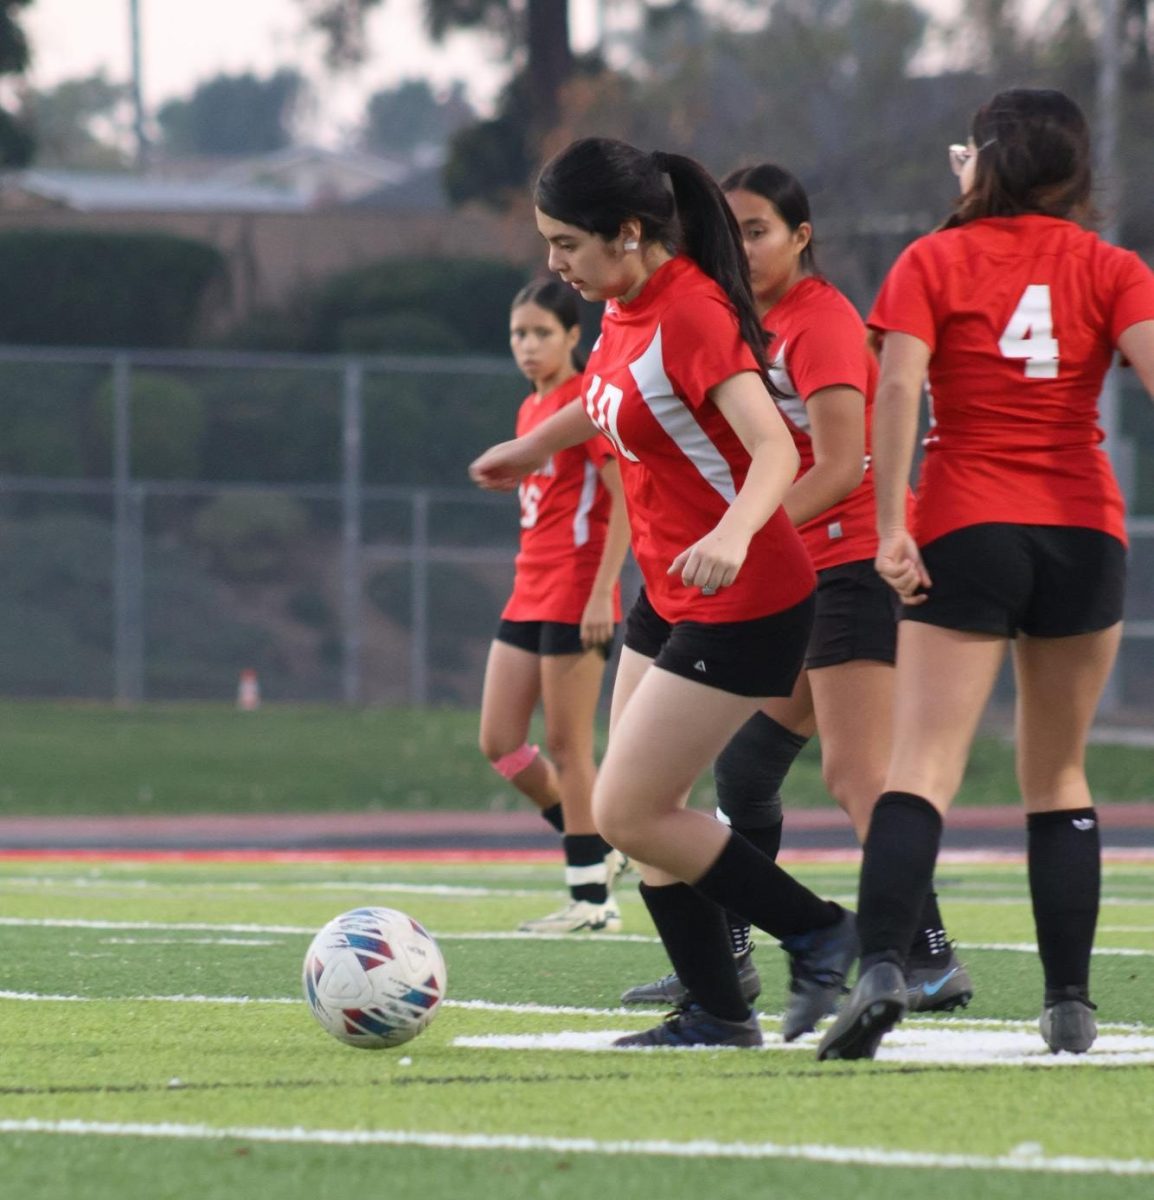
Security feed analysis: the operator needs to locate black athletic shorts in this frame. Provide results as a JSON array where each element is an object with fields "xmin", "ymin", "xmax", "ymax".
[
  {"xmin": 902, "ymin": 524, "xmax": 1127, "ymax": 638},
  {"xmin": 495, "ymin": 619, "xmax": 615, "ymax": 659},
  {"xmin": 622, "ymin": 587, "xmax": 815, "ymax": 698},
  {"xmin": 806, "ymin": 558, "xmax": 900, "ymax": 670}
]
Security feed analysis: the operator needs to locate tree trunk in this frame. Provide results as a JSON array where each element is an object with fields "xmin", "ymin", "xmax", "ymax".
[{"xmin": 526, "ymin": 0, "xmax": 572, "ymax": 132}]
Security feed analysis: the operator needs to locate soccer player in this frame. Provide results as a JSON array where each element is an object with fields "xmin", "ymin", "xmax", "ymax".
[
  {"xmin": 471, "ymin": 137, "xmax": 857, "ymax": 1048},
  {"xmin": 818, "ymin": 89, "xmax": 1154, "ymax": 1060},
  {"xmin": 480, "ymin": 278, "xmax": 631, "ymax": 933},
  {"xmin": 621, "ymin": 163, "xmax": 970, "ymax": 1032}
]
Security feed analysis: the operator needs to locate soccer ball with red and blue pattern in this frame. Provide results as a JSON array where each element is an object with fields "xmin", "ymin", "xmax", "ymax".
[{"xmin": 302, "ymin": 907, "xmax": 447, "ymax": 1048}]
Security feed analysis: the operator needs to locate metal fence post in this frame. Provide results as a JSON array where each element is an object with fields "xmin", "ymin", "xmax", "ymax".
[
  {"xmin": 112, "ymin": 356, "xmax": 144, "ymax": 705},
  {"xmin": 410, "ymin": 490, "xmax": 430, "ymax": 706},
  {"xmin": 341, "ymin": 360, "xmax": 364, "ymax": 706}
]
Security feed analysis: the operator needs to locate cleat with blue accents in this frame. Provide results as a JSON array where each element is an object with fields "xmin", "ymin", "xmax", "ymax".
[
  {"xmin": 906, "ymin": 948, "xmax": 974, "ymax": 1013},
  {"xmin": 780, "ymin": 906, "xmax": 859, "ymax": 1041},
  {"xmin": 613, "ymin": 1003, "xmax": 763, "ymax": 1048}
]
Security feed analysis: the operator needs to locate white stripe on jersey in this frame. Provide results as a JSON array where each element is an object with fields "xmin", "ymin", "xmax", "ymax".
[
  {"xmin": 769, "ymin": 341, "xmax": 810, "ymax": 433},
  {"xmin": 628, "ymin": 326, "xmax": 737, "ymax": 503},
  {"xmin": 571, "ymin": 460, "xmax": 598, "ymax": 548}
]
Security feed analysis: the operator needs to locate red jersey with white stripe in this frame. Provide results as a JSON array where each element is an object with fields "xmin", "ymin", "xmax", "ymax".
[
  {"xmin": 502, "ymin": 374, "xmax": 621, "ymax": 623},
  {"xmin": 767, "ymin": 276, "xmax": 912, "ymax": 569},
  {"xmin": 583, "ymin": 256, "xmax": 814, "ymax": 624},
  {"xmin": 869, "ymin": 215, "xmax": 1154, "ymax": 545}
]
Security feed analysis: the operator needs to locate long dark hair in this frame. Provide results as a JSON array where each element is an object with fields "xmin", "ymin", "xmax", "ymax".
[
  {"xmin": 721, "ymin": 162, "xmax": 819, "ymax": 275},
  {"xmin": 510, "ymin": 277, "xmax": 586, "ymax": 371},
  {"xmin": 943, "ymin": 88, "xmax": 1094, "ymax": 229},
  {"xmin": 534, "ymin": 137, "xmax": 771, "ymax": 379}
]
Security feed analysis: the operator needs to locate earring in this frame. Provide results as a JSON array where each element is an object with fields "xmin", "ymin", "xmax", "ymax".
[{"xmin": 623, "ymin": 240, "xmax": 639, "ymax": 251}]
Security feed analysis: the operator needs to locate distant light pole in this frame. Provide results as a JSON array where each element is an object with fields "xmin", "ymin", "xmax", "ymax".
[{"xmin": 129, "ymin": 0, "xmax": 150, "ymax": 166}]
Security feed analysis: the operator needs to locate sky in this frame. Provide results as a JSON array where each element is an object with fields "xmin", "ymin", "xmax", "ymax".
[{"xmin": 23, "ymin": 0, "xmax": 604, "ymax": 144}]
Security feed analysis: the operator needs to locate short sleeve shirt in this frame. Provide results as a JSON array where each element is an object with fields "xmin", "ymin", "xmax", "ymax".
[
  {"xmin": 868, "ymin": 215, "xmax": 1154, "ymax": 545},
  {"xmin": 502, "ymin": 374, "xmax": 622, "ymax": 623},
  {"xmin": 582, "ymin": 256, "xmax": 814, "ymax": 623}
]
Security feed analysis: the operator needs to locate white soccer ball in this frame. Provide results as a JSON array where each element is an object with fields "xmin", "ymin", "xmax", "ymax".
[{"xmin": 302, "ymin": 906, "xmax": 447, "ymax": 1049}]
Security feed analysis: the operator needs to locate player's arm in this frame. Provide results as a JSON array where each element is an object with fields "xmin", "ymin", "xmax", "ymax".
[
  {"xmin": 872, "ymin": 331, "xmax": 932, "ymax": 603},
  {"xmin": 1118, "ymin": 320, "xmax": 1154, "ymax": 401},
  {"xmin": 668, "ymin": 371, "xmax": 799, "ymax": 592},
  {"xmin": 470, "ymin": 398, "xmax": 598, "ymax": 492},
  {"xmin": 781, "ymin": 384, "xmax": 866, "ymax": 527},
  {"xmin": 580, "ymin": 458, "xmax": 631, "ymax": 649}
]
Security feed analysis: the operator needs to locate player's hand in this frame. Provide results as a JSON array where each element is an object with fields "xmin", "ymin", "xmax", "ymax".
[
  {"xmin": 875, "ymin": 528, "xmax": 931, "ymax": 604},
  {"xmin": 579, "ymin": 593, "xmax": 615, "ymax": 650},
  {"xmin": 469, "ymin": 439, "xmax": 544, "ymax": 492},
  {"xmin": 667, "ymin": 529, "xmax": 748, "ymax": 594}
]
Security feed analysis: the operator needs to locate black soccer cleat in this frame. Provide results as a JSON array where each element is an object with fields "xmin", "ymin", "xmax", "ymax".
[
  {"xmin": 613, "ymin": 1003, "xmax": 763, "ymax": 1048},
  {"xmin": 817, "ymin": 960, "xmax": 908, "ymax": 1061},
  {"xmin": 779, "ymin": 906, "xmax": 860, "ymax": 1042},
  {"xmin": 1040, "ymin": 988, "xmax": 1097, "ymax": 1054},
  {"xmin": 619, "ymin": 950, "xmax": 761, "ymax": 1008},
  {"xmin": 906, "ymin": 947, "xmax": 974, "ymax": 1013}
]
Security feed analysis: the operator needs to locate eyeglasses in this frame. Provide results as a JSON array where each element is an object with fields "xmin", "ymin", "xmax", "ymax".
[{"xmin": 948, "ymin": 139, "xmax": 996, "ymax": 176}]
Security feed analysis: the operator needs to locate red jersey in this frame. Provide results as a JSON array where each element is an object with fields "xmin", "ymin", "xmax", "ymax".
[
  {"xmin": 766, "ymin": 276, "xmax": 912, "ymax": 570},
  {"xmin": 502, "ymin": 374, "xmax": 622, "ymax": 623},
  {"xmin": 869, "ymin": 215, "xmax": 1154, "ymax": 545},
  {"xmin": 582, "ymin": 256, "xmax": 814, "ymax": 624}
]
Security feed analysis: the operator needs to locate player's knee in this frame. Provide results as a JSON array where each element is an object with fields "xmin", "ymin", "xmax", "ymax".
[
  {"xmin": 486, "ymin": 742, "xmax": 540, "ymax": 780},
  {"xmin": 715, "ymin": 711, "xmax": 808, "ymax": 827}
]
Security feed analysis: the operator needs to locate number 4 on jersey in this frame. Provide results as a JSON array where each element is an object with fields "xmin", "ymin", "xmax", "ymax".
[{"xmin": 999, "ymin": 284, "xmax": 1059, "ymax": 378}]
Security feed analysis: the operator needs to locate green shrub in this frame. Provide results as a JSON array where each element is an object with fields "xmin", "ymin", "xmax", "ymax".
[
  {"xmin": 89, "ymin": 370, "xmax": 207, "ymax": 478},
  {"xmin": 0, "ymin": 230, "xmax": 226, "ymax": 347},
  {"xmin": 191, "ymin": 493, "xmax": 309, "ymax": 580}
]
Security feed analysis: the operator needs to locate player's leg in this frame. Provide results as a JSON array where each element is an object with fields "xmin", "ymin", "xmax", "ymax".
[
  {"xmin": 519, "ymin": 638, "xmax": 620, "ymax": 933},
  {"xmin": 819, "ymin": 620, "xmax": 1005, "ymax": 1060},
  {"xmin": 1012, "ymin": 528, "xmax": 1126, "ymax": 1052},
  {"xmin": 478, "ymin": 632, "xmax": 561, "ymax": 828}
]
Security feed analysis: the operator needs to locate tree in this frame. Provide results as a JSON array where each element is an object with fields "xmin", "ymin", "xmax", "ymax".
[
  {"xmin": 0, "ymin": 0, "xmax": 34, "ymax": 165},
  {"xmin": 360, "ymin": 78, "xmax": 473, "ymax": 155},
  {"xmin": 24, "ymin": 72, "xmax": 133, "ymax": 168},
  {"xmin": 157, "ymin": 69, "xmax": 305, "ymax": 157}
]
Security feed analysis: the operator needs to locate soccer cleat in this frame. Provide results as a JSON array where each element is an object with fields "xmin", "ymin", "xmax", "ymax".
[
  {"xmin": 619, "ymin": 951, "xmax": 762, "ymax": 1007},
  {"xmin": 518, "ymin": 898, "xmax": 621, "ymax": 934},
  {"xmin": 605, "ymin": 847, "xmax": 631, "ymax": 890},
  {"xmin": 817, "ymin": 960, "xmax": 908, "ymax": 1061},
  {"xmin": 1040, "ymin": 990, "xmax": 1097, "ymax": 1054},
  {"xmin": 779, "ymin": 906, "xmax": 860, "ymax": 1041},
  {"xmin": 906, "ymin": 947, "xmax": 974, "ymax": 1013},
  {"xmin": 613, "ymin": 1003, "xmax": 763, "ymax": 1048}
]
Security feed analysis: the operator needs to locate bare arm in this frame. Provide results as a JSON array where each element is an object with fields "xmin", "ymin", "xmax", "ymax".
[
  {"xmin": 580, "ymin": 457, "xmax": 631, "ymax": 648},
  {"xmin": 872, "ymin": 331, "xmax": 933, "ymax": 603},
  {"xmin": 781, "ymin": 385, "xmax": 866, "ymax": 528},
  {"xmin": 1118, "ymin": 320, "xmax": 1154, "ymax": 398},
  {"xmin": 469, "ymin": 397, "xmax": 598, "ymax": 492},
  {"xmin": 668, "ymin": 371, "xmax": 800, "ymax": 592}
]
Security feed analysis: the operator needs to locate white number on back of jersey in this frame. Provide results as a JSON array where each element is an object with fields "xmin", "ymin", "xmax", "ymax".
[
  {"xmin": 518, "ymin": 481, "xmax": 541, "ymax": 529},
  {"xmin": 998, "ymin": 284, "xmax": 1059, "ymax": 379}
]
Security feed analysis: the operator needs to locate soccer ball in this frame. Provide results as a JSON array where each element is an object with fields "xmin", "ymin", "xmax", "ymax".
[{"xmin": 302, "ymin": 906, "xmax": 447, "ymax": 1049}]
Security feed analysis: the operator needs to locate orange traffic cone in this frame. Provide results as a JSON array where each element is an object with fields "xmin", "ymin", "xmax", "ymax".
[{"xmin": 237, "ymin": 668, "xmax": 261, "ymax": 711}]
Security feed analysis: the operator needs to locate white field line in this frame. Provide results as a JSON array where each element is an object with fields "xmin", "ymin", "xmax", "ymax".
[
  {"xmin": 0, "ymin": 1118, "xmax": 1151, "ymax": 1177},
  {"xmin": 0, "ymin": 877, "xmax": 551, "ymax": 899},
  {"xmin": 0, "ymin": 917, "xmax": 1150, "ymax": 957},
  {"xmin": 0, "ymin": 990, "xmax": 1148, "ymax": 1037}
]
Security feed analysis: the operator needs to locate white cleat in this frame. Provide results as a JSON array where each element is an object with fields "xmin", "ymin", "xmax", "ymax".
[{"xmin": 518, "ymin": 898, "xmax": 622, "ymax": 934}]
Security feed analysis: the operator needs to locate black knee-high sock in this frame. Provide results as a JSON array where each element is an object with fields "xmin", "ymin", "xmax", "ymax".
[
  {"xmin": 564, "ymin": 832, "xmax": 611, "ymax": 904},
  {"xmin": 857, "ymin": 792, "xmax": 943, "ymax": 969},
  {"xmin": 540, "ymin": 803, "xmax": 565, "ymax": 833},
  {"xmin": 638, "ymin": 882, "xmax": 750, "ymax": 1021},
  {"xmin": 722, "ymin": 824, "xmax": 784, "ymax": 956},
  {"xmin": 1028, "ymin": 807, "xmax": 1100, "ymax": 999},
  {"xmin": 907, "ymin": 891, "xmax": 950, "ymax": 965},
  {"xmin": 693, "ymin": 832, "xmax": 839, "ymax": 941}
]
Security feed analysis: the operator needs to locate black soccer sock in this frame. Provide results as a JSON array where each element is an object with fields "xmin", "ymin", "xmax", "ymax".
[
  {"xmin": 714, "ymin": 713, "xmax": 803, "ymax": 955},
  {"xmin": 1028, "ymin": 807, "xmax": 1100, "ymax": 999},
  {"xmin": 907, "ymin": 890, "xmax": 950, "ymax": 965},
  {"xmin": 564, "ymin": 832, "xmax": 612, "ymax": 904},
  {"xmin": 693, "ymin": 831, "xmax": 840, "ymax": 941},
  {"xmin": 540, "ymin": 803, "xmax": 565, "ymax": 833},
  {"xmin": 638, "ymin": 881, "xmax": 750, "ymax": 1021},
  {"xmin": 857, "ymin": 792, "xmax": 943, "ymax": 970}
]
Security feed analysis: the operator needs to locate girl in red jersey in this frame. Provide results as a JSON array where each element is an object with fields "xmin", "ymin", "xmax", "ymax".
[
  {"xmin": 471, "ymin": 137, "xmax": 857, "ymax": 1048},
  {"xmin": 481, "ymin": 278, "xmax": 631, "ymax": 934},
  {"xmin": 620, "ymin": 163, "xmax": 969, "ymax": 1032},
  {"xmin": 819, "ymin": 89, "xmax": 1154, "ymax": 1061}
]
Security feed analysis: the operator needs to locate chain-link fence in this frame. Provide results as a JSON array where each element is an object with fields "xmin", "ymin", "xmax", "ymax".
[{"xmin": 0, "ymin": 346, "xmax": 1151, "ymax": 716}]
